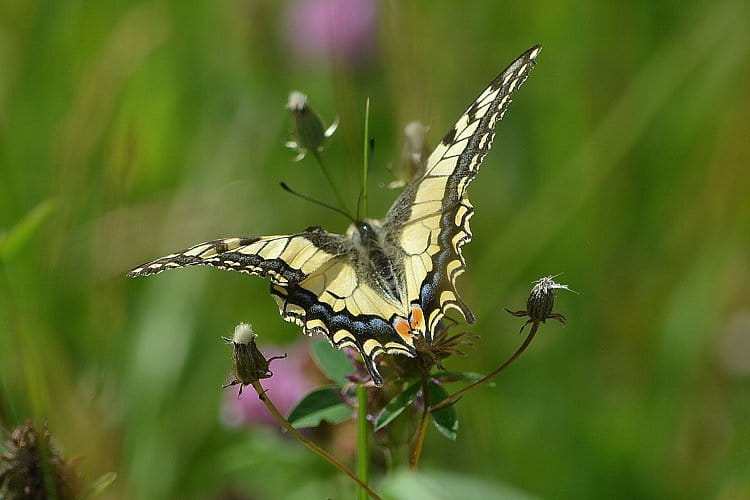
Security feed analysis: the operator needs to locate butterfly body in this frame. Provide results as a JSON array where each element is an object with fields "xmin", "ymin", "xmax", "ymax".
[
  {"xmin": 129, "ymin": 45, "xmax": 542, "ymax": 386},
  {"xmin": 346, "ymin": 220, "xmax": 406, "ymax": 305}
]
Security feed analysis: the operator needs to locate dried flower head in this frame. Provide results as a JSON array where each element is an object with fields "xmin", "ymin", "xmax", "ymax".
[
  {"xmin": 0, "ymin": 421, "xmax": 79, "ymax": 500},
  {"xmin": 223, "ymin": 323, "xmax": 287, "ymax": 398},
  {"xmin": 506, "ymin": 275, "xmax": 574, "ymax": 333},
  {"xmin": 414, "ymin": 319, "xmax": 476, "ymax": 372},
  {"xmin": 389, "ymin": 121, "xmax": 430, "ymax": 189},
  {"xmin": 285, "ymin": 91, "xmax": 338, "ymax": 161}
]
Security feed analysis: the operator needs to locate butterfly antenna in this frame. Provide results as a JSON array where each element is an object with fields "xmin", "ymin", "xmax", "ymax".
[{"xmin": 280, "ymin": 182, "xmax": 356, "ymax": 223}]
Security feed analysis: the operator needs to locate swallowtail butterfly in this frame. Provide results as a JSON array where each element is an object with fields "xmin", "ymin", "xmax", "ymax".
[{"xmin": 129, "ymin": 45, "xmax": 542, "ymax": 386}]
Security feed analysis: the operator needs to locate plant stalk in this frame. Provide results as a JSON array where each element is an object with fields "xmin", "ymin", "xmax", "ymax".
[
  {"xmin": 430, "ymin": 322, "xmax": 540, "ymax": 412},
  {"xmin": 250, "ymin": 381, "xmax": 381, "ymax": 500},
  {"xmin": 312, "ymin": 150, "xmax": 348, "ymax": 213},
  {"xmin": 410, "ymin": 373, "xmax": 430, "ymax": 469},
  {"xmin": 356, "ymin": 384, "xmax": 370, "ymax": 500}
]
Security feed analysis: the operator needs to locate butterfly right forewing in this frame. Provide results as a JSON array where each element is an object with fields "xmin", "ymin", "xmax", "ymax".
[{"xmin": 384, "ymin": 45, "xmax": 542, "ymax": 341}]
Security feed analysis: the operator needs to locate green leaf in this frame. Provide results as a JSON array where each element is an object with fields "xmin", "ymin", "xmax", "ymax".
[
  {"xmin": 379, "ymin": 469, "xmax": 539, "ymax": 500},
  {"xmin": 374, "ymin": 381, "xmax": 421, "ymax": 431},
  {"xmin": 433, "ymin": 370, "xmax": 494, "ymax": 386},
  {"xmin": 427, "ymin": 382, "xmax": 458, "ymax": 440},
  {"xmin": 0, "ymin": 199, "xmax": 56, "ymax": 261},
  {"xmin": 287, "ymin": 386, "xmax": 353, "ymax": 428},
  {"xmin": 310, "ymin": 340, "xmax": 353, "ymax": 386}
]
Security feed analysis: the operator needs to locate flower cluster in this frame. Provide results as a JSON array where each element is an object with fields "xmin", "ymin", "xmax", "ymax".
[{"xmin": 0, "ymin": 421, "xmax": 80, "ymax": 500}]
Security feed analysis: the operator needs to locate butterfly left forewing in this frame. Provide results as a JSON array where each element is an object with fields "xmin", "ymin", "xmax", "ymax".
[
  {"xmin": 384, "ymin": 45, "xmax": 542, "ymax": 341},
  {"xmin": 128, "ymin": 230, "xmax": 349, "ymax": 286}
]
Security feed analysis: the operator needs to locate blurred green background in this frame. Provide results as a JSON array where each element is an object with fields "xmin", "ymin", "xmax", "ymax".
[{"xmin": 2, "ymin": 0, "xmax": 750, "ymax": 498}]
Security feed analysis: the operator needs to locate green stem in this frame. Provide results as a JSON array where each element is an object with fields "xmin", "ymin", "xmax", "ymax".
[
  {"xmin": 430, "ymin": 322, "xmax": 540, "ymax": 412},
  {"xmin": 37, "ymin": 427, "xmax": 59, "ymax": 500},
  {"xmin": 410, "ymin": 373, "xmax": 430, "ymax": 469},
  {"xmin": 384, "ymin": 445, "xmax": 408, "ymax": 471},
  {"xmin": 312, "ymin": 150, "xmax": 348, "ymax": 213},
  {"xmin": 251, "ymin": 381, "xmax": 381, "ymax": 500},
  {"xmin": 356, "ymin": 384, "xmax": 370, "ymax": 500},
  {"xmin": 361, "ymin": 98, "xmax": 370, "ymax": 219}
]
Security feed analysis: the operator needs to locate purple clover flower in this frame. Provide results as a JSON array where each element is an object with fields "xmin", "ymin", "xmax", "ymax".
[{"xmin": 283, "ymin": 0, "xmax": 377, "ymax": 65}]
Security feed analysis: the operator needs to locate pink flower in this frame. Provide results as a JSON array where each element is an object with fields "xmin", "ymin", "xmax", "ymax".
[
  {"xmin": 282, "ymin": 0, "xmax": 377, "ymax": 65},
  {"xmin": 221, "ymin": 342, "xmax": 316, "ymax": 428}
]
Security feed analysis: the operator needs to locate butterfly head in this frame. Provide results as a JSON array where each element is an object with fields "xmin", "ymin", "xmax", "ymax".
[{"xmin": 347, "ymin": 219, "xmax": 383, "ymax": 248}]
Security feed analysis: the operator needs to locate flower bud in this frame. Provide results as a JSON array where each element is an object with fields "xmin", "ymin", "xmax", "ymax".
[
  {"xmin": 389, "ymin": 121, "xmax": 430, "ymax": 189},
  {"xmin": 506, "ymin": 275, "xmax": 574, "ymax": 332},
  {"xmin": 527, "ymin": 276, "xmax": 573, "ymax": 321},
  {"xmin": 285, "ymin": 91, "xmax": 338, "ymax": 160},
  {"xmin": 223, "ymin": 323, "xmax": 287, "ymax": 397}
]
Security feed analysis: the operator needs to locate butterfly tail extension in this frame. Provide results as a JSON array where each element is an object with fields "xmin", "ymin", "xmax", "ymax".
[{"xmin": 361, "ymin": 351, "xmax": 384, "ymax": 387}]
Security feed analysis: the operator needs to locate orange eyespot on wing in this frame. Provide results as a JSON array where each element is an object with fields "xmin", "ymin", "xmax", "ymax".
[
  {"xmin": 409, "ymin": 304, "xmax": 425, "ymax": 334},
  {"xmin": 393, "ymin": 316, "xmax": 413, "ymax": 341}
]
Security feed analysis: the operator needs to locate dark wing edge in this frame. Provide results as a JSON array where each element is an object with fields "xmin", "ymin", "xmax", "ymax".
[{"xmin": 386, "ymin": 45, "xmax": 542, "ymax": 341}]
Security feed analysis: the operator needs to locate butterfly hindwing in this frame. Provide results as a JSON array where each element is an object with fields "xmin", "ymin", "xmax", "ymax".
[{"xmin": 384, "ymin": 45, "xmax": 541, "ymax": 341}]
